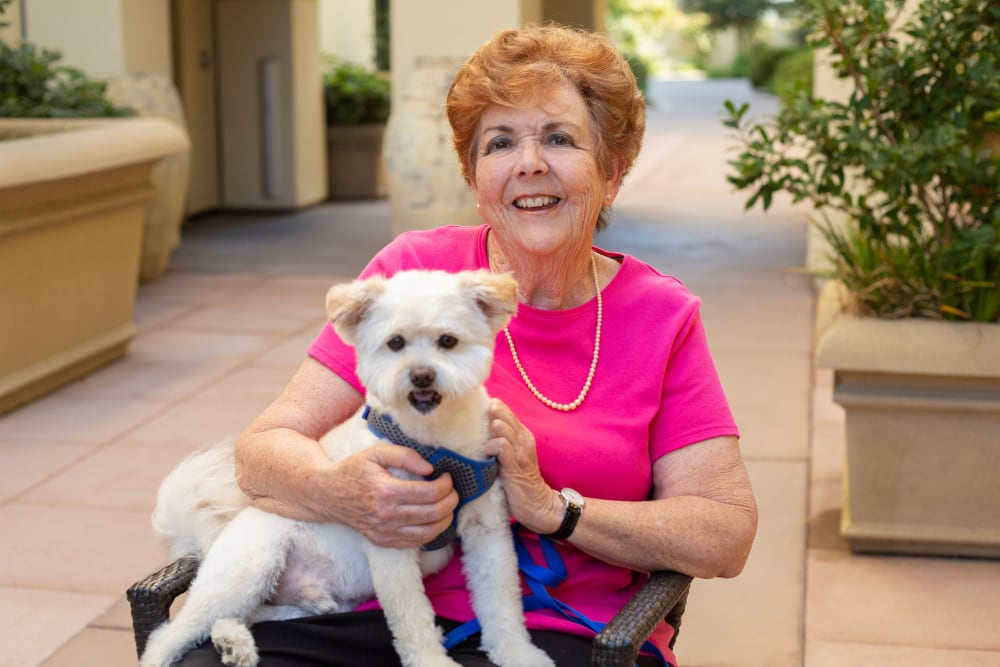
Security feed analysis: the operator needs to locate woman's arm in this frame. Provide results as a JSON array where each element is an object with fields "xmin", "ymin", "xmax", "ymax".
[
  {"xmin": 486, "ymin": 400, "xmax": 757, "ymax": 579},
  {"xmin": 566, "ymin": 436, "xmax": 757, "ymax": 578},
  {"xmin": 234, "ymin": 357, "xmax": 460, "ymax": 548}
]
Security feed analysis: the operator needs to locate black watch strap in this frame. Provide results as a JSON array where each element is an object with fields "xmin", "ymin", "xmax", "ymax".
[{"xmin": 544, "ymin": 488, "xmax": 584, "ymax": 540}]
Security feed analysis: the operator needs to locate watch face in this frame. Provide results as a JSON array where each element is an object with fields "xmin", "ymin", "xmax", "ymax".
[{"xmin": 562, "ymin": 488, "xmax": 584, "ymax": 508}]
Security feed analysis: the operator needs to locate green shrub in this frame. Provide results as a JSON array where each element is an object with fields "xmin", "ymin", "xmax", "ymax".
[
  {"xmin": 323, "ymin": 58, "xmax": 391, "ymax": 125},
  {"xmin": 747, "ymin": 45, "xmax": 795, "ymax": 89},
  {"xmin": 725, "ymin": 0, "xmax": 1000, "ymax": 322},
  {"xmin": 770, "ymin": 48, "xmax": 813, "ymax": 106},
  {"xmin": 623, "ymin": 52, "xmax": 650, "ymax": 99},
  {"xmin": 0, "ymin": 0, "xmax": 131, "ymax": 118}
]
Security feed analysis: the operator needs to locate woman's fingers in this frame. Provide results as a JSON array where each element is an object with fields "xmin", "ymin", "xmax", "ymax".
[
  {"xmin": 485, "ymin": 399, "xmax": 559, "ymax": 532},
  {"xmin": 339, "ymin": 445, "xmax": 458, "ymax": 548}
]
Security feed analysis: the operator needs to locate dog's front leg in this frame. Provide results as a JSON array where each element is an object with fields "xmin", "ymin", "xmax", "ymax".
[
  {"xmin": 459, "ymin": 486, "xmax": 556, "ymax": 667},
  {"xmin": 364, "ymin": 543, "xmax": 461, "ymax": 667}
]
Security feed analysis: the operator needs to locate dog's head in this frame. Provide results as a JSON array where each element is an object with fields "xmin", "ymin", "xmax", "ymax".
[{"xmin": 325, "ymin": 270, "xmax": 517, "ymax": 415}]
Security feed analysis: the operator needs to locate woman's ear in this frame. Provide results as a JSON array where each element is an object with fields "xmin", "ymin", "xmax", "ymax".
[{"xmin": 604, "ymin": 159, "xmax": 626, "ymax": 205}]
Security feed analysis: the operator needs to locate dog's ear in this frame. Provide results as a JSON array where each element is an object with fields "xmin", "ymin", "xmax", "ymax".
[
  {"xmin": 326, "ymin": 276, "xmax": 387, "ymax": 344},
  {"xmin": 463, "ymin": 270, "xmax": 518, "ymax": 332}
]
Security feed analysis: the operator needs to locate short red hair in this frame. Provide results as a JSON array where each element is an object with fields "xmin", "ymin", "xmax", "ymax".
[{"xmin": 446, "ymin": 24, "xmax": 645, "ymax": 230}]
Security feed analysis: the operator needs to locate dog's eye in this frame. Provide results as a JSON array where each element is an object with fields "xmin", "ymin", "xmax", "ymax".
[
  {"xmin": 387, "ymin": 335, "xmax": 405, "ymax": 351},
  {"xmin": 438, "ymin": 334, "xmax": 458, "ymax": 349}
]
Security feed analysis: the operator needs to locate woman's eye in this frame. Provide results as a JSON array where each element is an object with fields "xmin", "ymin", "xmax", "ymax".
[
  {"xmin": 548, "ymin": 133, "xmax": 573, "ymax": 147},
  {"xmin": 387, "ymin": 336, "xmax": 405, "ymax": 351},
  {"xmin": 438, "ymin": 334, "xmax": 458, "ymax": 349},
  {"xmin": 484, "ymin": 137, "xmax": 511, "ymax": 155}
]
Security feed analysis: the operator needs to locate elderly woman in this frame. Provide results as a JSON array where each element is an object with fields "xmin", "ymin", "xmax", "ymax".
[{"xmin": 189, "ymin": 23, "xmax": 756, "ymax": 667}]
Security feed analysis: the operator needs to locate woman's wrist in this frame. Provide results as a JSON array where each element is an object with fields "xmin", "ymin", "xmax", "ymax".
[
  {"xmin": 543, "ymin": 488, "xmax": 585, "ymax": 540},
  {"xmin": 531, "ymin": 487, "xmax": 566, "ymax": 536}
]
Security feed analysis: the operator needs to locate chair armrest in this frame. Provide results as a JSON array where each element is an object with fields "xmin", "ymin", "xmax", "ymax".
[
  {"xmin": 592, "ymin": 570, "xmax": 692, "ymax": 667},
  {"xmin": 126, "ymin": 556, "xmax": 200, "ymax": 658}
]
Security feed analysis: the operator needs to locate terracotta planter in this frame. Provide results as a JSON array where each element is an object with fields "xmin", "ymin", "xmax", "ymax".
[
  {"xmin": 815, "ymin": 282, "xmax": 1000, "ymax": 558},
  {"xmin": 326, "ymin": 123, "xmax": 387, "ymax": 200},
  {"xmin": 0, "ymin": 118, "xmax": 190, "ymax": 415}
]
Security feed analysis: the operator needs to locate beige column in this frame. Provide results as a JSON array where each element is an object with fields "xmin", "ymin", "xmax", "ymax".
[
  {"xmin": 384, "ymin": 1, "xmax": 520, "ymax": 235},
  {"xmin": 215, "ymin": 0, "xmax": 327, "ymax": 209}
]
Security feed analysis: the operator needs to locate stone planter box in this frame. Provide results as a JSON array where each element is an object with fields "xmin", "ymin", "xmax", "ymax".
[
  {"xmin": 0, "ymin": 118, "xmax": 190, "ymax": 415},
  {"xmin": 815, "ymin": 282, "xmax": 1000, "ymax": 558},
  {"xmin": 0, "ymin": 114, "xmax": 192, "ymax": 283}
]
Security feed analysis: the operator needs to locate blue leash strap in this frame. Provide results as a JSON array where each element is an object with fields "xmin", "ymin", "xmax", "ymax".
[{"xmin": 441, "ymin": 525, "xmax": 670, "ymax": 667}]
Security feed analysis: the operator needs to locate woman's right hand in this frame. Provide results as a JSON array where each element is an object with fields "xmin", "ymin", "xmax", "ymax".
[
  {"xmin": 235, "ymin": 358, "xmax": 458, "ymax": 549},
  {"xmin": 328, "ymin": 444, "xmax": 459, "ymax": 548}
]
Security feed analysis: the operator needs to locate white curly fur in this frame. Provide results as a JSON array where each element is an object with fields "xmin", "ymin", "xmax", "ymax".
[{"xmin": 139, "ymin": 270, "xmax": 555, "ymax": 667}]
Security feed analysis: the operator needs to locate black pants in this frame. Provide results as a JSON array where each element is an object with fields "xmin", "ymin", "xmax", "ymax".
[{"xmin": 175, "ymin": 610, "xmax": 663, "ymax": 667}]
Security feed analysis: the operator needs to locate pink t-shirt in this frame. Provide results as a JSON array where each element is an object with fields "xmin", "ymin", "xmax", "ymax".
[{"xmin": 308, "ymin": 225, "xmax": 739, "ymax": 666}]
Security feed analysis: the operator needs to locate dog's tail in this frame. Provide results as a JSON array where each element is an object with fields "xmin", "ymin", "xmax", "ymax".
[{"xmin": 152, "ymin": 438, "xmax": 252, "ymax": 561}]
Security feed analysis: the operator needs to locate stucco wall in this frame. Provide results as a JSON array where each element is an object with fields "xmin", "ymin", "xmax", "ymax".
[
  {"xmin": 390, "ymin": 0, "xmax": 523, "ymax": 114},
  {"xmin": 318, "ymin": 0, "xmax": 374, "ymax": 67},
  {"xmin": 20, "ymin": 0, "xmax": 170, "ymax": 78}
]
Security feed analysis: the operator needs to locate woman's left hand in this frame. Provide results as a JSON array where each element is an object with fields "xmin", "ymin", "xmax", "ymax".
[{"xmin": 484, "ymin": 398, "xmax": 562, "ymax": 534}]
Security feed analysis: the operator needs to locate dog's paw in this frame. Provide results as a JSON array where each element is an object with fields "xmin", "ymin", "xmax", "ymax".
[
  {"xmin": 211, "ymin": 618, "xmax": 259, "ymax": 667},
  {"xmin": 487, "ymin": 640, "xmax": 556, "ymax": 667},
  {"xmin": 138, "ymin": 625, "xmax": 184, "ymax": 667},
  {"xmin": 396, "ymin": 641, "xmax": 462, "ymax": 667}
]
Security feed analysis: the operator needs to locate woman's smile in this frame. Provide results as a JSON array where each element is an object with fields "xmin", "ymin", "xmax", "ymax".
[{"xmin": 513, "ymin": 195, "xmax": 560, "ymax": 210}]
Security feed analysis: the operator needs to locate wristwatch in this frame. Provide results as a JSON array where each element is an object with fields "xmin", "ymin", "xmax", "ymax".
[{"xmin": 545, "ymin": 488, "xmax": 585, "ymax": 540}]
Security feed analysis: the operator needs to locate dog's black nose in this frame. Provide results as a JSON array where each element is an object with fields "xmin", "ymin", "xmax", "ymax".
[{"xmin": 410, "ymin": 368, "xmax": 435, "ymax": 388}]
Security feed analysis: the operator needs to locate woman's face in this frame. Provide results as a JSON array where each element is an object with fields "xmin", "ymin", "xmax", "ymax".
[{"xmin": 471, "ymin": 80, "xmax": 618, "ymax": 259}]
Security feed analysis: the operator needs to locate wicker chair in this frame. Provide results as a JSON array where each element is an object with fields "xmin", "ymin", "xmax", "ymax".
[{"xmin": 127, "ymin": 557, "xmax": 691, "ymax": 667}]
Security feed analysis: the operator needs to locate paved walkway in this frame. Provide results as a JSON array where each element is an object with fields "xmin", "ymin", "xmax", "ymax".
[{"xmin": 1, "ymin": 78, "xmax": 998, "ymax": 667}]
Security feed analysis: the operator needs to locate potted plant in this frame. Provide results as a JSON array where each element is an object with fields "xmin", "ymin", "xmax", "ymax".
[
  {"xmin": 0, "ymin": 0, "xmax": 189, "ymax": 414},
  {"xmin": 0, "ymin": 0, "xmax": 131, "ymax": 120},
  {"xmin": 724, "ymin": 0, "xmax": 1000, "ymax": 557},
  {"xmin": 323, "ymin": 57, "xmax": 391, "ymax": 200}
]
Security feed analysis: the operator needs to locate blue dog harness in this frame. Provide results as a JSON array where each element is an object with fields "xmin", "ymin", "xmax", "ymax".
[{"xmin": 363, "ymin": 406, "xmax": 499, "ymax": 551}]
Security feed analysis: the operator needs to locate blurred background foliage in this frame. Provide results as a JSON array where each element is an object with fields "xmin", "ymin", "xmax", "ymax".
[
  {"xmin": 606, "ymin": 0, "xmax": 813, "ymax": 106},
  {"xmin": 372, "ymin": 1, "xmax": 809, "ymax": 107}
]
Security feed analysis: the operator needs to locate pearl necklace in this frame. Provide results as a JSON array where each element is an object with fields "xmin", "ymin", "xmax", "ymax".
[{"xmin": 503, "ymin": 254, "xmax": 602, "ymax": 412}]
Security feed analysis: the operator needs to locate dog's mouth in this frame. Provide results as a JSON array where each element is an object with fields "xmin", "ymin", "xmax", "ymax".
[{"xmin": 408, "ymin": 390, "xmax": 442, "ymax": 414}]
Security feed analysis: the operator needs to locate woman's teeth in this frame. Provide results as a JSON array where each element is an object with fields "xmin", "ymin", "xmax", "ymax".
[{"xmin": 514, "ymin": 196, "xmax": 558, "ymax": 209}]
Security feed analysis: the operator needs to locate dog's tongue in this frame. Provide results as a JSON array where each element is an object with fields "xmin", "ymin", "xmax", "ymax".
[{"xmin": 412, "ymin": 390, "xmax": 436, "ymax": 402}]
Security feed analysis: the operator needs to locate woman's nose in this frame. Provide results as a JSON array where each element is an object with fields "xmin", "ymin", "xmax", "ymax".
[{"xmin": 515, "ymin": 141, "xmax": 548, "ymax": 176}]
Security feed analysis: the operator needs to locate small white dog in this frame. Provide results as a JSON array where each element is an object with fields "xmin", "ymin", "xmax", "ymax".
[{"xmin": 140, "ymin": 269, "xmax": 556, "ymax": 667}]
